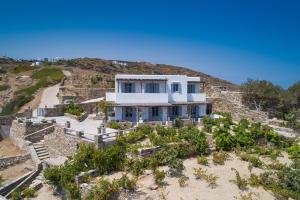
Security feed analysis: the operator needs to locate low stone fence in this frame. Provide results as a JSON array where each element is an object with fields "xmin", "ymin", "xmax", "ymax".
[
  {"xmin": 0, "ymin": 116, "xmax": 14, "ymax": 126},
  {"xmin": 0, "ymin": 154, "xmax": 31, "ymax": 170},
  {"xmin": 0, "ymin": 163, "xmax": 42, "ymax": 198},
  {"xmin": 64, "ymin": 112, "xmax": 88, "ymax": 122}
]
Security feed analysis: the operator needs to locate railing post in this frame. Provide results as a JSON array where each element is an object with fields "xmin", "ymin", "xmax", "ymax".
[{"xmin": 94, "ymin": 134, "xmax": 104, "ymax": 149}]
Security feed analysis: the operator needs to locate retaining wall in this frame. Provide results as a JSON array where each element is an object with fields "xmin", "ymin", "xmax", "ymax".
[{"xmin": 0, "ymin": 154, "xmax": 31, "ymax": 170}]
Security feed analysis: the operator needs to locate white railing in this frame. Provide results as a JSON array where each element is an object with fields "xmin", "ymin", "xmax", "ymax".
[
  {"xmin": 187, "ymin": 93, "xmax": 206, "ymax": 102},
  {"xmin": 106, "ymin": 92, "xmax": 169, "ymax": 104}
]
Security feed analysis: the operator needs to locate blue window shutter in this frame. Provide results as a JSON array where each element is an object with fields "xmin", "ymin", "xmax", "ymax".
[
  {"xmin": 159, "ymin": 107, "xmax": 162, "ymax": 120},
  {"xmin": 132, "ymin": 83, "xmax": 135, "ymax": 93},
  {"xmin": 121, "ymin": 83, "xmax": 125, "ymax": 93}
]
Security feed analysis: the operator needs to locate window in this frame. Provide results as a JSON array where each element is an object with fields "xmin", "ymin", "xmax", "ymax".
[
  {"xmin": 124, "ymin": 83, "xmax": 134, "ymax": 93},
  {"xmin": 145, "ymin": 83, "xmax": 159, "ymax": 93},
  {"xmin": 172, "ymin": 83, "xmax": 180, "ymax": 93},
  {"xmin": 191, "ymin": 105, "xmax": 197, "ymax": 116},
  {"xmin": 125, "ymin": 107, "xmax": 133, "ymax": 118},
  {"xmin": 172, "ymin": 106, "xmax": 180, "ymax": 116},
  {"xmin": 188, "ymin": 84, "xmax": 196, "ymax": 93},
  {"xmin": 151, "ymin": 107, "xmax": 159, "ymax": 117}
]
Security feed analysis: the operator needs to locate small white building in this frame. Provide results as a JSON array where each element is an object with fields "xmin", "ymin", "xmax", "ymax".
[{"xmin": 105, "ymin": 74, "xmax": 209, "ymax": 123}]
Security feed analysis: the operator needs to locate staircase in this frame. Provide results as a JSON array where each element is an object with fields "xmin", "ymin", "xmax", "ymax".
[{"xmin": 32, "ymin": 140, "xmax": 50, "ymax": 161}]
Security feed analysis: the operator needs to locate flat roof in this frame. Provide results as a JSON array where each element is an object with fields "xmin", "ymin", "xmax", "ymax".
[{"xmin": 115, "ymin": 74, "xmax": 200, "ymax": 81}]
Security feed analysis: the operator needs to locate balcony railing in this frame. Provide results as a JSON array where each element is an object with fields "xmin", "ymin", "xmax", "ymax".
[
  {"xmin": 187, "ymin": 93, "xmax": 206, "ymax": 102},
  {"xmin": 106, "ymin": 92, "xmax": 169, "ymax": 104}
]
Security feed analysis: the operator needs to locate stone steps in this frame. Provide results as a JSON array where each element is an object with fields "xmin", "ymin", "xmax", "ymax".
[{"xmin": 33, "ymin": 141, "xmax": 50, "ymax": 161}]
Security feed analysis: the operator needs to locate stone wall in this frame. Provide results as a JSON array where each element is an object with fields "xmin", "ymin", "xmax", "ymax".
[
  {"xmin": 0, "ymin": 154, "xmax": 31, "ymax": 170},
  {"xmin": 44, "ymin": 126, "xmax": 84, "ymax": 157},
  {"xmin": 9, "ymin": 120, "xmax": 53, "ymax": 149},
  {"xmin": 24, "ymin": 125, "xmax": 55, "ymax": 143},
  {"xmin": 208, "ymin": 88, "xmax": 268, "ymax": 122}
]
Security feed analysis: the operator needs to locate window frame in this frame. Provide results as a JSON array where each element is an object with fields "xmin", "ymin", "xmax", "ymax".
[{"xmin": 172, "ymin": 83, "xmax": 180, "ymax": 93}]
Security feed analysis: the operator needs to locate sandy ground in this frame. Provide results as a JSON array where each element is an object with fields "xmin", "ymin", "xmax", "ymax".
[
  {"xmin": 31, "ymin": 184, "xmax": 60, "ymax": 200},
  {"xmin": 0, "ymin": 138, "xmax": 26, "ymax": 157},
  {"xmin": 0, "ymin": 159, "xmax": 35, "ymax": 185},
  {"xmin": 96, "ymin": 152, "xmax": 293, "ymax": 200}
]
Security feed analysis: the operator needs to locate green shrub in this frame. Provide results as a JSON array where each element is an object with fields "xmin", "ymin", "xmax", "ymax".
[
  {"xmin": 137, "ymin": 124, "xmax": 153, "ymax": 135},
  {"xmin": 197, "ymin": 156, "xmax": 209, "ymax": 166},
  {"xmin": 10, "ymin": 191, "xmax": 22, "ymax": 200},
  {"xmin": 178, "ymin": 175, "xmax": 189, "ymax": 187},
  {"xmin": 65, "ymin": 102, "xmax": 84, "ymax": 116},
  {"xmin": 0, "ymin": 95, "xmax": 34, "ymax": 116},
  {"xmin": 115, "ymin": 174, "xmax": 136, "ymax": 191},
  {"xmin": 22, "ymin": 187, "xmax": 36, "ymax": 198},
  {"xmin": 0, "ymin": 175, "xmax": 4, "ymax": 186},
  {"xmin": 267, "ymin": 161, "xmax": 286, "ymax": 170},
  {"xmin": 193, "ymin": 167, "xmax": 218, "ymax": 188},
  {"xmin": 86, "ymin": 178, "xmax": 118, "ymax": 200},
  {"xmin": 212, "ymin": 151, "xmax": 230, "ymax": 165},
  {"xmin": 248, "ymin": 173, "xmax": 261, "ymax": 187},
  {"xmin": 108, "ymin": 121, "xmax": 122, "ymax": 129},
  {"xmin": 31, "ymin": 67, "xmax": 64, "ymax": 81},
  {"xmin": 15, "ymin": 78, "xmax": 49, "ymax": 95},
  {"xmin": 179, "ymin": 126, "xmax": 209, "ymax": 155},
  {"xmin": 288, "ymin": 143, "xmax": 300, "ymax": 159},
  {"xmin": 249, "ymin": 156, "xmax": 263, "ymax": 168},
  {"xmin": 154, "ymin": 170, "xmax": 166, "ymax": 186},
  {"xmin": 0, "ymin": 84, "xmax": 10, "ymax": 91},
  {"xmin": 11, "ymin": 65, "xmax": 35, "ymax": 74},
  {"xmin": 213, "ymin": 128, "xmax": 236, "ymax": 151},
  {"xmin": 230, "ymin": 168, "xmax": 248, "ymax": 190},
  {"xmin": 131, "ymin": 159, "xmax": 145, "ymax": 176},
  {"xmin": 174, "ymin": 117, "xmax": 184, "ymax": 128}
]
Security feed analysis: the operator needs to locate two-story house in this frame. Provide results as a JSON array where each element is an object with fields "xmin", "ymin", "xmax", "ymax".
[{"xmin": 105, "ymin": 74, "xmax": 208, "ymax": 123}]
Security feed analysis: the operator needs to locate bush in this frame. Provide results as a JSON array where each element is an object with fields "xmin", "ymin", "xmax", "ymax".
[
  {"xmin": 230, "ymin": 168, "xmax": 248, "ymax": 190},
  {"xmin": 11, "ymin": 65, "xmax": 35, "ymax": 74},
  {"xmin": 248, "ymin": 173, "xmax": 261, "ymax": 187},
  {"xmin": 267, "ymin": 161, "xmax": 286, "ymax": 170},
  {"xmin": 137, "ymin": 124, "xmax": 153, "ymax": 135},
  {"xmin": 174, "ymin": 117, "xmax": 184, "ymax": 128},
  {"xmin": 10, "ymin": 191, "xmax": 22, "ymax": 200},
  {"xmin": 288, "ymin": 143, "xmax": 300, "ymax": 159},
  {"xmin": 65, "ymin": 102, "xmax": 84, "ymax": 116},
  {"xmin": 31, "ymin": 67, "xmax": 64, "ymax": 81},
  {"xmin": 213, "ymin": 128, "xmax": 236, "ymax": 151},
  {"xmin": 197, "ymin": 156, "xmax": 209, "ymax": 166},
  {"xmin": 86, "ymin": 178, "xmax": 118, "ymax": 200},
  {"xmin": 22, "ymin": 187, "xmax": 36, "ymax": 198},
  {"xmin": 154, "ymin": 170, "xmax": 166, "ymax": 186},
  {"xmin": 108, "ymin": 121, "xmax": 122, "ymax": 129},
  {"xmin": 115, "ymin": 174, "xmax": 136, "ymax": 191},
  {"xmin": 0, "ymin": 95, "xmax": 34, "ymax": 116},
  {"xmin": 0, "ymin": 84, "xmax": 10, "ymax": 91},
  {"xmin": 193, "ymin": 167, "xmax": 218, "ymax": 188},
  {"xmin": 212, "ymin": 151, "xmax": 230, "ymax": 165},
  {"xmin": 179, "ymin": 126, "xmax": 209, "ymax": 155},
  {"xmin": 178, "ymin": 175, "xmax": 189, "ymax": 187},
  {"xmin": 249, "ymin": 156, "xmax": 263, "ymax": 168}
]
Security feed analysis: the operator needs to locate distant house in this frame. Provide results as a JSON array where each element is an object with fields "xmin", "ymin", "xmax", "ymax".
[
  {"xmin": 112, "ymin": 60, "xmax": 128, "ymax": 67},
  {"xmin": 30, "ymin": 61, "xmax": 41, "ymax": 66},
  {"xmin": 106, "ymin": 74, "xmax": 209, "ymax": 123}
]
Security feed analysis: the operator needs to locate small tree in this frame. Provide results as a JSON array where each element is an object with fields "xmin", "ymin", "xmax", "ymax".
[{"xmin": 99, "ymin": 100, "xmax": 112, "ymax": 122}]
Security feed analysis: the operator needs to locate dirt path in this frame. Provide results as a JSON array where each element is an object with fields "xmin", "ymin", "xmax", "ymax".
[{"xmin": 0, "ymin": 138, "xmax": 26, "ymax": 157}]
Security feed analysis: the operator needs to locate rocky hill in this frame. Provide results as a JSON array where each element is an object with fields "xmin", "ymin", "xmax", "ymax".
[{"xmin": 62, "ymin": 58, "xmax": 239, "ymax": 91}]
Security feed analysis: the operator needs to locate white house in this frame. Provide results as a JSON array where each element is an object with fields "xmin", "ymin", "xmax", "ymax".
[{"xmin": 105, "ymin": 74, "xmax": 209, "ymax": 123}]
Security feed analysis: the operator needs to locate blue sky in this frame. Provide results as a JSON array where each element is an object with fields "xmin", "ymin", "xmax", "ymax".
[{"xmin": 0, "ymin": 0, "xmax": 299, "ymax": 88}]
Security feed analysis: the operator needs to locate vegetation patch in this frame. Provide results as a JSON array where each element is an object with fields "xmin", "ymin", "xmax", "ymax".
[
  {"xmin": 11, "ymin": 65, "xmax": 35, "ymax": 74},
  {"xmin": 64, "ymin": 102, "xmax": 84, "ymax": 116},
  {"xmin": 0, "ymin": 95, "xmax": 34, "ymax": 116},
  {"xmin": 0, "ymin": 84, "xmax": 10, "ymax": 91}
]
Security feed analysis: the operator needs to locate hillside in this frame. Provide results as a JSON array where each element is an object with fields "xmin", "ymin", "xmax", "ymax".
[{"xmin": 62, "ymin": 58, "xmax": 239, "ymax": 91}]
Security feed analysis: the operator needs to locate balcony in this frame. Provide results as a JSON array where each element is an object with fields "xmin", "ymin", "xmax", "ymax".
[
  {"xmin": 187, "ymin": 93, "xmax": 206, "ymax": 102},
  {"xmin": 106, "ymin": 92, "xmax": 169, "ymax": 104}
]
